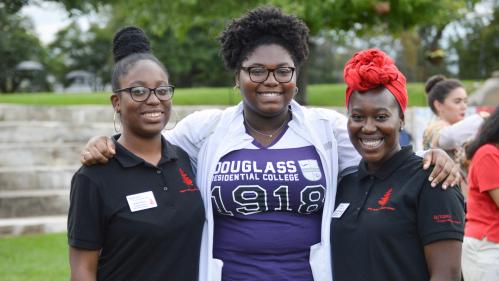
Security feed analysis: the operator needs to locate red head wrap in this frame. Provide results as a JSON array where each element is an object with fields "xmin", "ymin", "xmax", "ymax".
[{"xmin": 343, "ymin": 48, "xmax": 407, "ymax": 112}]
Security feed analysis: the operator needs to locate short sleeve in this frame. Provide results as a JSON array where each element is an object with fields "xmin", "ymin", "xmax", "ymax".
[
  {"xmin": 67, "ymin": 171, "xmax": 105, "ymax": 250},
  {"xmin": 417, "ymin": 182, "xmax": 465, "ymax": 245},
  {"xmin": 474, "ymin": 152, "xmax": 499, "ymax": 192},
  {"xmin": 164, "ymin": 109, "xmax": 223, "ymax": 171},
  {"xmin": 438, "ymin": 114, "xmax": 484, "ymax": 150}
]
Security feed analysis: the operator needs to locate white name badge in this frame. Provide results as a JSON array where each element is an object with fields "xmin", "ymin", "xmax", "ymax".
[
  {"xmin": 126, "ymin": 191, "xmax": 158, "ymax": 212},
  {"xmin": 332, "ymin": 203, "xmax": 350, "ymax": 218}
]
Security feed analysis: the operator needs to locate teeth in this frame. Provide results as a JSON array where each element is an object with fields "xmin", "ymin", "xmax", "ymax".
[
  {"xmin": 144, "ymin": 112, "xmax": 162, "ymax": 118},
  {"xmin": 361, "ymin": 139, "xmax": 382, "ymax": 148},
  {"xmin": 259, "ymin": 92, "xmax": 280, "ymax": 96}
]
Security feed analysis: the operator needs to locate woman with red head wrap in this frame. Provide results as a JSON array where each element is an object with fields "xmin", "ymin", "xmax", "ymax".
[
  {"xmin": 331, "ymin": 48, "xmax": 464, "ymax": 281},
  {"xmin": 344, "ymin": 48, "xmax": 408, "ymax": 113}
]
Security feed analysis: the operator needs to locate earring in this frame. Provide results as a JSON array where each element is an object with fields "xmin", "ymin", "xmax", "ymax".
[
  {"xmin": 164, "ymin": 108, "xmax": 179, "ymax": 131},
  {"xmin": 294, "ymin": 87, "xmax": 299, "ymax": 94},
  {"xmin": 113, "ymin": 110, "xmax": 122, "ymax": 133}
]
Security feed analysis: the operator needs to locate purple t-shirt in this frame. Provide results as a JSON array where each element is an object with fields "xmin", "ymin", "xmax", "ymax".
[{"xmin": 211, "ymin": 128, "xmax": 326, "ymax": 280}]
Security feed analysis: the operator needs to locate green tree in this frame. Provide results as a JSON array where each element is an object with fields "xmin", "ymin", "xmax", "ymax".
[
  {"xmin": 0, "ymin": 6, "xmax": 48, "ymax": 92},
  {"xmin": 150, "ymin": 27, "xmax": 232, "ymax": 87},
  {"xmin": 55, "ymin": 0, "xmax": 478, "ymax": 102},
  {"xmin": 450, "ymin": 5, "xmax": 499, "ymax": 79},
  {"xmin": 48, "ymin": 22, "xmax": 113, "ymax": 89}
]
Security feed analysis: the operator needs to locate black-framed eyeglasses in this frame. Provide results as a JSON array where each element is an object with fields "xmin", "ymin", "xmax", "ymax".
[
  {"xmin": 241, "ymin": 66, "xmax": 296, "ymax": 83},
  {"xmin": 113, "ymin": 85, "xmax": 175, "ymax": 102}
]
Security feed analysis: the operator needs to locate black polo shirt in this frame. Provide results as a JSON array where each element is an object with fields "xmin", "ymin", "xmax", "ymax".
[
  {"xmin": 331, "ymin": 146, "xmax": 464, "ymax": 281},
  {"xmin": 68, "ymin": 136, "xmax": 205, "ymax": 281}
]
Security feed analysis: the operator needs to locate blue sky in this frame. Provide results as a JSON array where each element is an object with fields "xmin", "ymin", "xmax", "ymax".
[{"xmin": 20, "ymin": 1, "xmax": 97, "ymax": 45}]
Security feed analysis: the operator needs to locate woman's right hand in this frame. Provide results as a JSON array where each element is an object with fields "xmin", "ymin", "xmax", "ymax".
[{"xmin": 80, "ymin": 136, "xmax": 116, "ymax": 165}]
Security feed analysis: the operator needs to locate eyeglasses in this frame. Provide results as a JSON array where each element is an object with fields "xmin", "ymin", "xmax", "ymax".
[
  {"xmin": 241, "ymin": 66, "xmax": 296, "ymax": 83},
  {"xmin": 113, "ymin": 85, "xmax": 175, "ymax": 102}
]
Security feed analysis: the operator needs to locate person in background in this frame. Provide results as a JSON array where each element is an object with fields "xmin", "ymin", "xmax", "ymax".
[
  {"xmin": 423, "ymin": 75, "xmax": 488, "ymax": 196},
  {"xmin": 399, "ymin": 128, "xmax": 413, "ymax": 146},
  {"xmin": 68, "ymin": 26, "xmax": 204, "ymax": 281},
  {"xmin": 332, "ymin": 49, "xmax": 465, "ymax": 281},
  {"xmin": 461, "ymin": 107, "xmax": 499, "ymax": 281},
  {"xmin": 80, "ymin": 7, "xmax": 461, "ymax": 281}
]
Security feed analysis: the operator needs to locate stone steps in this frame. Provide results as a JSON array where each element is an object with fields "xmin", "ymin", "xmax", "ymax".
[
  {"xmin": 0, "ymin": 215, "xmax": 67, "ymax": 236},
  {"xmin": 0, "ymin": 104, "xmax": 227, "ymax": 236},
  {"xmin": 0, "ymin": 104, "xmax": 223, "ymax": 122},
  {"xmin": 0, "ymin": 104, "xmax": 114, "ymax": 123},
  {"xmin": 0, "ymin": 142, "xmax": 83, "ymax": 167},
  {"xmin": 0, "ymin": 189, "xmax": 69, "ymax": 218},
  {"xmin": 0, "ymin": 121, "xmax": 114, "ymax": 143},
  {"xmin": 0, "ymin": 165, "xmax": 79, "ymax": 191}
]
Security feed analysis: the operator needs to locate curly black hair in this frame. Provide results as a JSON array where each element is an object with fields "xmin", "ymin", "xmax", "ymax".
[
  {"xmin": 424, "ymin": 74, "xmax": 464, "ymax": 115},
  {"xmin": 111, "ymin": 26, "xmax": 168, "ymax": 90},
  {"xmin": 466, "ymin": 107, "xmax": 499, "ymax": 159},
  {"xmin": 218, "ymin": 6, "xmax": 309, "ymax": 72}
]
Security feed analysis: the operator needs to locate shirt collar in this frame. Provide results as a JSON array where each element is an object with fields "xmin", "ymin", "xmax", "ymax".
[
  {"xmin": 289, "ymin": 99, "xmax": 305, "ymax": 125},
  {"xmin": 357, "ymin": 145, "xmax": 414, "ymax": 180},
  {"xmin": 234, "ymin": 101, "xmax": 299, "ymax": 138},
  {"xmin": 113, "ymin": 134, "xmax": 178, "ymax": 168}
]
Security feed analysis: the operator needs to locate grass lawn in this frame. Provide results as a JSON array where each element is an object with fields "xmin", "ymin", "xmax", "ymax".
[
  {"xmin": 0, "ymin": 81, "xmax": 480, "ymax": 107},
  {"xmin": 0, "ymin": 233, "xmax": 69, "ymax": 281}
]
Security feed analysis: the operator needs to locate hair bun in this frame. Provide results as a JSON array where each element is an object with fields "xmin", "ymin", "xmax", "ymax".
[
  {"xmin": 112, "ymin": 26, "xmax": 151, "ymax": 62},
  {"xmin": 424, "ymin": 74, "xmax": 447, "ymax": 94}
]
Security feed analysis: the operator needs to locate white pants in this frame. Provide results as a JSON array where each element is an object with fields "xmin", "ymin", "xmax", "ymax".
[{"xmin": 462, "ymin": 237, "xmax": 499, "ymax": 281}]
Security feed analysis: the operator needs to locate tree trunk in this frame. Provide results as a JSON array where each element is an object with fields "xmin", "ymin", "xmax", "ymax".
[
  {"xmin": 399, "ymin": 30, "xmax": 421, "ymax": 81},
  {"xmin": 296, "ymin": 61, "xmax": 308, "ymax": 105},
  {"xmin": 0, "ymin": 79, "xmax": 6, "ymax": 93},
  {"xmin": 295, "ymin": 40, "xmax": 316, "ymax": 105},
  {"xmin": 11, "ymin": 75, "xmax": 21, "ymax": 93}
]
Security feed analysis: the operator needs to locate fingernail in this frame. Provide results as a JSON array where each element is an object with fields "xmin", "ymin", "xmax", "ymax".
[
  {"xmin": 431, "ymin": 182, "xmax": 436, "ymax": 187},
  {"xmin": 442, "ymin": 184, "xmax": 448, "ymax": 189},
  {"xmin": 428, "ymin": 177, "xmax": 433, "ymax": 181}
]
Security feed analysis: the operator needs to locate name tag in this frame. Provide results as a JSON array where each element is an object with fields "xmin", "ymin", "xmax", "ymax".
[
  {"xmin": 126, "ymin": 191, "xmax": 158, "ymax": 212},
  {"xmin": 332, "ymin": 203, "xmax": 350, "ymax": 218}
]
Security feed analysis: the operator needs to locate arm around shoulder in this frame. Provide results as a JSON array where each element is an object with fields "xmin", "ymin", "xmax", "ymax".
[
  {"xmin": 164, "ymin": 109, "xmax": 223, "ymax": 159},
  {"xmin": 438, "ymin": 114, "xmax": 484, "ymax": 150}
]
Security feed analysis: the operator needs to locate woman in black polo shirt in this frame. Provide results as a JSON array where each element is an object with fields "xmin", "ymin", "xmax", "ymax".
[
  {"xmin": 67, "ymin": 26, "xmax": 204, "ymax": 281},
  {"xmin": 331, "ymin": 49, "xmax": 465, "ymax": 281}
]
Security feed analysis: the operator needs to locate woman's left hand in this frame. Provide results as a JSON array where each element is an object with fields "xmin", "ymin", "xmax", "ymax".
[{"xmin": 422, "ymin": 149, "xmax": 461, "ymax": 189}]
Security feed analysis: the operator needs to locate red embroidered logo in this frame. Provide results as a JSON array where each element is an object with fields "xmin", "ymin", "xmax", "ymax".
[
  {"xmin": 367, "ymin": 187, "xmax": 396, "ymax": 212},
  {"xmin": 433, "ymin": 214, "xmax": 462, "ymax": 224},
  {"xmin": 179, "ymin": 168, "xmax": 198, "ymax": 193}
]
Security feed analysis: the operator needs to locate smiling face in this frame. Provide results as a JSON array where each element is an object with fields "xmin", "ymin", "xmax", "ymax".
[
  {"xmin": 347, "ymin": 88, "xmax": 403, "ymax": 173},
  {"xmin": 237, "ymin": 44, "xmax": 296, "ymax": 119},
  {"xmin": 434, "ymin": 87, "xmax": 468, "ymax": 124},
  {"xmin": 111, "ymin": 59, "xmax": 171, "ymax": 139}
]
